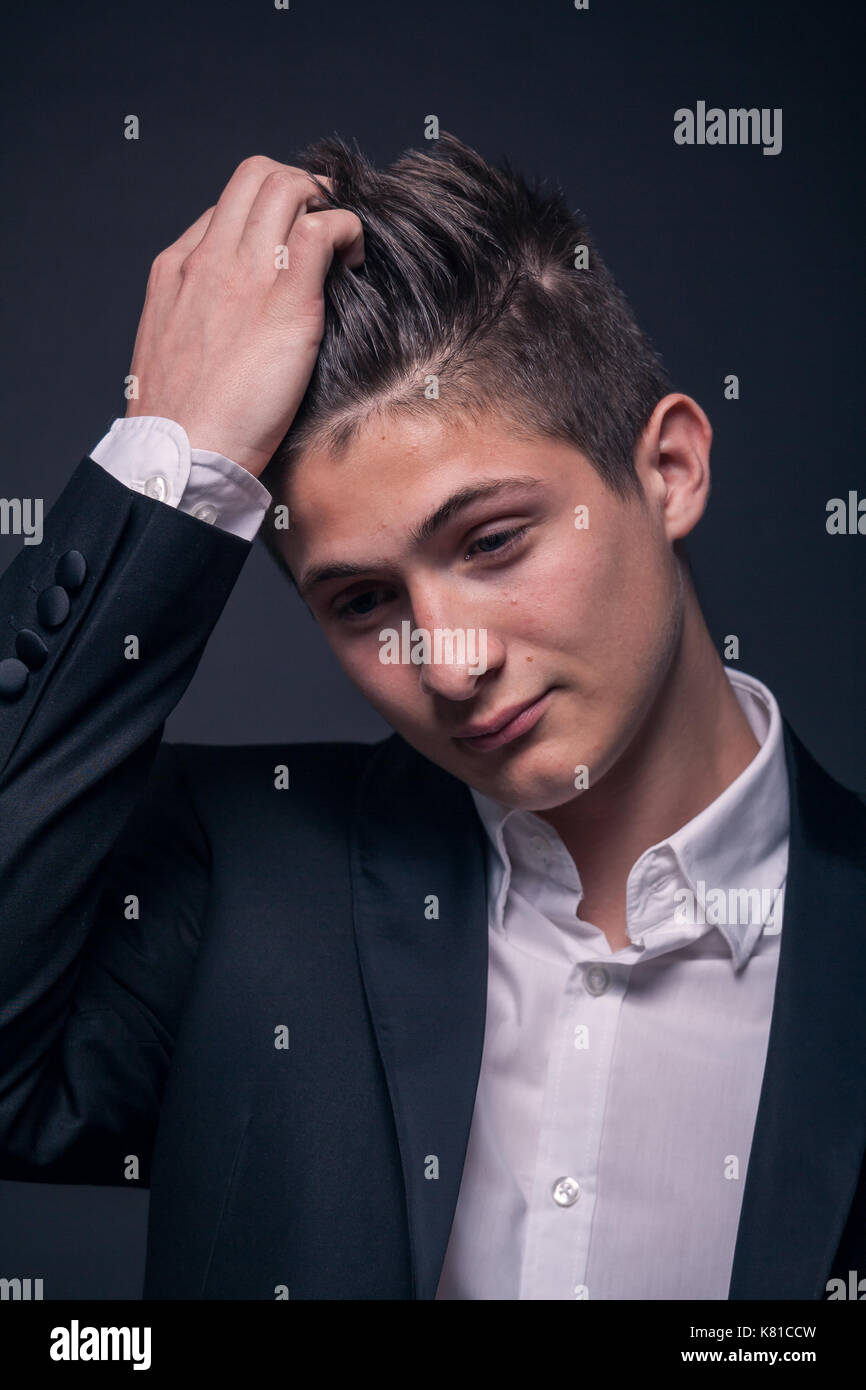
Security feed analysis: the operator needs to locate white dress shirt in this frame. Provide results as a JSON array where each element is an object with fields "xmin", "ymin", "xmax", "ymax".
[
  {"xmin": 89, "ymin": 416, "xmax": 270, "ymax": 541},
  {"xmin": 436, "ymin": 667, "xmax": 789, "ymax": 1299},
  {"xmin": 89, "ymin": 421, "xmax": 790, "ymax": 1300}
]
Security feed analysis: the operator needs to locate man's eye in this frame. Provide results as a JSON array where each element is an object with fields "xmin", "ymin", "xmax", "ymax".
[
  {"xmin": 335, "ymin": 589, "xmax": 386, "ymax": 620},
  {"xmin": 464, "ymin": 525, "xmax": 529, "ymax": 561},
  {"xmin": 333, "ymin": 527, "xmax": 529, "ymax": 620}
]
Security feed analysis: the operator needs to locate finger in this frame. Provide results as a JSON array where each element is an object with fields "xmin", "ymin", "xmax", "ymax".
[
  {"xmin": 202, "ymin": 156, "xmax": 323, "ymax": 254},
  {"xmin": 271, "ymin": 207, "xmax": 366, "ymax": 315},
  {"xmin": 144, "ymin": 204, "xmax": 217, "ymax": 307},
  {"xmin": 237, "ymin": 170, "xmax": 340, "ymax": 273},
  {"xmin": 304, "ymin": 173, "xmax": 334, "ymax": 207},
  {"xmin": 164, "ymin": 204, "xmax": 217, "ymax": 259},
  {"xmin": 303, "ymin": 172, "xmax": 333, "ymax": 202}
]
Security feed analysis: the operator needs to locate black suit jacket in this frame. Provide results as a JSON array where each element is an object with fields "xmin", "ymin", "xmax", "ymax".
[{"xmin": 1, "ymin": 458, "xmax": 864, "ymax": 1299}]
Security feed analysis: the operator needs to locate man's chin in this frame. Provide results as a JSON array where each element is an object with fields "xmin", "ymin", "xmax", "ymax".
[
  {"xmin": 400, "ymin": 723, "xmax": 588, "ymax": 812},
  {"xmin": 483, "ymin": 780, "xmax": 586, "ymax": 814},
  {"xmin": 454, "ymin": 748, "xmax": 587, "ymax": 814}
]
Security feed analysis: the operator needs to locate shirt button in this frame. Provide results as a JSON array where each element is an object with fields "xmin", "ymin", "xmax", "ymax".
[
  {"xmin": 144, "ymin": 474, "xmax": 168, "ymax": 501},
  {"xmin": 583, "ymin": 964, "xmax": 610, "ymax": 996},
  {"xmin": 191, "ymin": 502, "xmax": 218, "ymax": 525},
  {"xmin": 552, "ymin": 1176, "xmax": 581, "ymax": 1207},
  {"xmin": 529, "ymin": 834, "xmax": 549, "ymax": 858}
]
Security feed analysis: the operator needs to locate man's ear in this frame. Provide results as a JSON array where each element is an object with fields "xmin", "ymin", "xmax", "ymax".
[{"xmin": 636, "ymin": 393, "xmax": 713, "ymax": 542}]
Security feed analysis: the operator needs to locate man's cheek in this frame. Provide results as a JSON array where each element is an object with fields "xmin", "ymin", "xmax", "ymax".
[{"xmin": 530, "ymin": 543, "xmax": 602, "ymax": 612}]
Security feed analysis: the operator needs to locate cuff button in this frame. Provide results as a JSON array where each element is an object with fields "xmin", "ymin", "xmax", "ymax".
[
  {"xmin": 15, "ymin": 629, "xmax": 48, "ymax": 670},
  {"xmin": 0, "ymin": 657, "xmax": 29, "ymax": 699},
  {"xmin": 55, "ymin": 550, "xmax": 87, "ymax": 591},
  {"xmin": 37, "ymin": 585, "xmax": 71, "ymax": 629},
  {"xmin": 144, "ymin": 474, "xmax": 168, "ymax": 501}
]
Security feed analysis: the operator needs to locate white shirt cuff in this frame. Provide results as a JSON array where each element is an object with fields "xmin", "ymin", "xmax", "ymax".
[{"xmin": 89, "ymin": 416, "xmax": 271, "ymax": 542}]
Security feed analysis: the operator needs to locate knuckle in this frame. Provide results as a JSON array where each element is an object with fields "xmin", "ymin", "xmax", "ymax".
[
  {"xmin": 261, "ymin": 168, "xmax": 296, "ymax": 195},
  {"xmin": 148, "ymin": 248, "xmax": 175, "ymax": 282},
  {"xmin": 292, "ymin": 213, "xmax": 329, "ymax": 242},
  {"xmin": 236, "ymin": 153, "xmax": 276, "ymax": 176},
  {"xmin": 179, "ymin": 245, "xmax": 211, "ymax": 279}
]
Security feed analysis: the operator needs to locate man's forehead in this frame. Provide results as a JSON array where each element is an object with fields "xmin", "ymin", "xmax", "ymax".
[
  {"xmin": 285, "ymin": 410, "xmax": 591, "ymax": 510},
  {"xmin": 291, "ymin": 408, "xmax": 497, "ymax": 479}
]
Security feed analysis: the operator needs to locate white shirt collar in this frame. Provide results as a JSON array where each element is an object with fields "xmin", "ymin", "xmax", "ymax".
[{"xmin": 469, "ymin": 668, "xmax": 790, "ymax": 970}]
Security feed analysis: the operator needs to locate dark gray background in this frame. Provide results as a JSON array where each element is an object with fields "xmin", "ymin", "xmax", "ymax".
[{"xmin": 0, "ymin": 0, "xmax": 862, "ymax": 1298}]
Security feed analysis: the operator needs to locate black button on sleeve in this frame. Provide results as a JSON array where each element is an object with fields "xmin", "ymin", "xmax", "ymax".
[
  {"xmin": 37, "ymin": 585, "xmax": 71, "ymax": 629},
  {"xmin": 55, "ymin": 549, "xmax": 87, "ymax": 591},
  {"xmin": 0, "ymin": 658, "xmax": 29, "ymax": 699},
  {"xmin": 15, "ymin": 628, "xmax": 48, "ymax": 670}
]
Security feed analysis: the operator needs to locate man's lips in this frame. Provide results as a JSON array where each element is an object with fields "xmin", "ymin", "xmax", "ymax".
[{"xmin": 453, "ymin": 690, "xmax": 554, "ymax": 752}]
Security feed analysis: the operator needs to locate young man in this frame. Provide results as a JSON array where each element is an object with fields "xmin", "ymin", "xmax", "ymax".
[{"xmin": 0, "ymin": 135, "xmax": 863, "ymax": 1301}]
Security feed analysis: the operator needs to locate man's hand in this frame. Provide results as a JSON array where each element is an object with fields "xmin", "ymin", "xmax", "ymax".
[{"xmin": 125, "ymin": 155, "xmax": 364, "ymax": 477}]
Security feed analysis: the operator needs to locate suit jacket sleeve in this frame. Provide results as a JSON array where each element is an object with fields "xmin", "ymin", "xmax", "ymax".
[{"xmin": 0, "ymin": 456, "xmax": 251, "ymax": 1184}]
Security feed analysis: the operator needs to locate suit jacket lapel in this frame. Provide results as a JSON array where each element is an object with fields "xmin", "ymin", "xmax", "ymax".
[
  {"xmin": 729, "ymin": 719, "xmax": 866, "ymax": 1298},
  {"xmin": 350, "ymin": 733, "xmax": 490, "ymax": 1299},
  {"xmin": 351, "ymin": 721, "xmax": 866, "ymax": 1302}
]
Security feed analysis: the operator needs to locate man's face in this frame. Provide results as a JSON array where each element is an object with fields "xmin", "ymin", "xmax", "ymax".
[{"xmin": 280, "ymin": 410, "xmax": 685, "ymax": 811}]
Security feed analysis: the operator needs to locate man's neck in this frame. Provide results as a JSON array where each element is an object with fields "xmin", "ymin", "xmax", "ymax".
[{"xmin": 536, "ymin": 592, "xmax": 760, "ymax": 951}]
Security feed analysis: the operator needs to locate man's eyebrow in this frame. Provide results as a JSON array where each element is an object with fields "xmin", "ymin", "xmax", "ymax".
[
  {"xmin": 297, "ymin": 475, "xmax": 544, "ymax": 599},
  {"xmin": 409, "ymin": 475, "xmax": 543, "ymax": 544}
]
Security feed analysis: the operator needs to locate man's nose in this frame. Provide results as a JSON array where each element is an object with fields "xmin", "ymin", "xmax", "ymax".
[
  {"xmin": 417, "ymin": 647, "xmax": 482, "ymax": 700},
  {"xmin": 411, "ymin": 592, "xmax": 502, "ymax": 700}
]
